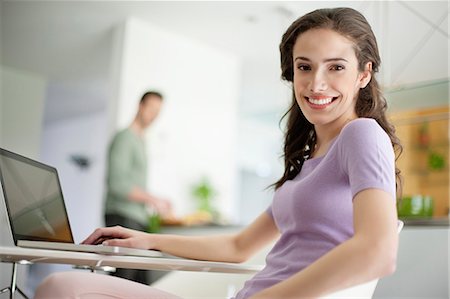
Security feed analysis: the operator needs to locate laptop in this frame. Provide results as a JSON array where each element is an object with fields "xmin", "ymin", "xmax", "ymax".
[{"xmin": 0, "ymin": 147, "xmax": 164, "ymax": 258}]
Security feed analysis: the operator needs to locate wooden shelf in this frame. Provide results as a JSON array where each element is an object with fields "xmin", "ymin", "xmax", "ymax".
[{"xmin": 390, "ymin": 105, "xmax": 449, "ymax": 217}]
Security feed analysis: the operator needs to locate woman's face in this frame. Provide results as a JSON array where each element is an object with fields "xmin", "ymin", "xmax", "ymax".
[{"xmin": 292, "ymin": 28, "xmax": 370, "ymax": 130}]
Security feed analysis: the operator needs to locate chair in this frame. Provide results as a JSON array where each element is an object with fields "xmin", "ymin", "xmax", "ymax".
[
  {"xmin": 152, "ymin": 221, "xmax": 404, "ymax": 299},
  {"xmin": 322, "ymin": 220, "xmax": 404, "ymax": 299}
]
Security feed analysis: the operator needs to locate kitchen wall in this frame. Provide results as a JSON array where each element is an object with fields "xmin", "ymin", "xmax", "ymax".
[
  {"xmin": 0, "ymin": 66, "xmax": 46, "ymax": 298},
  {"xmin": 386, "ymin": 80, "xmax": 449, "ymax": 218},
  {"xmin": 112, "ymin": 18, "xmax": 240, "ymax": 220},
  {"xmin": 386, "ymin": 79, "xmax": 449, "ymax": 112},
  {"xmin": 0, "ymin": 67, "xmax": 46, "ymax": 157}
]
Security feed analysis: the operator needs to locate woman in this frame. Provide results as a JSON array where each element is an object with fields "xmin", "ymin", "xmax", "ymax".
[{"xmin": 35, "ymin": 7, "xmax": 402, "ymax": 299}]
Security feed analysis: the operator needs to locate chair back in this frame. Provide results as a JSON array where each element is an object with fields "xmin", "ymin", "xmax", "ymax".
[{"xmin": 321, "ymin": 220, "xmax": 404, "ymax": 299}]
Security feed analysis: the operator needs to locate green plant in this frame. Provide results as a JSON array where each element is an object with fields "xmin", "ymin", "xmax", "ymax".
[
  {"xmin": 192, "ymin": 177, "xmax": 216, "ymax": 213},
  {"xmin": 428, "ymin": 151, "xmax": 445, "ymax": 170},
  {"xmin": 147, "ymin": 213, "xmax": 161, "ymax": 233}
]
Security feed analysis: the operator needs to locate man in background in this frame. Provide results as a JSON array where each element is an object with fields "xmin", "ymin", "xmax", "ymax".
[{"xmin": 104, "ymin": 91, "xmax": 172, "ymax": 284}]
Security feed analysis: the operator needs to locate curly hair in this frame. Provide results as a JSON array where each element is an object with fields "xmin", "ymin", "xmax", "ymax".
[{"xmin": 273, "ymin": 7, "xmax": 402, "ymax": 198}]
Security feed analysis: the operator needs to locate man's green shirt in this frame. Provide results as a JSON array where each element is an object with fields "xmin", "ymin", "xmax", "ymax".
[{"xmin": 104, "ymin": 128, "xmax": 149, "ymax": 226}]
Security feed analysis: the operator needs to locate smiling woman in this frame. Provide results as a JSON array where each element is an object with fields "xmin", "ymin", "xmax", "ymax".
[
  {"xmin": 275, "ymin": 7, "xmax": 402, "ymax": 190},
  {"xmin": 293, "ymin": 29, "xmax": 371, "ymax": 137},
  {"xmin": 34, "ymin": 7, "xmax": 402, "ymax": 299}
]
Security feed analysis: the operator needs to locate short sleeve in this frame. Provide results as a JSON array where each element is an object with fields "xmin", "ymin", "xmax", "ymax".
[
  {"xmin": 266, "ymin": 204, "xmax": 274, "ymax": 219},
  {"xmin": 338, "ymin": 119, "xmax": 396, "ymax": 199}
]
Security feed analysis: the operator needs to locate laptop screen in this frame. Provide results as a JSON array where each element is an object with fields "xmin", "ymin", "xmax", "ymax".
[{"xmin": 0, "ymin": 148, "xmax": 74, "ymax": 243}]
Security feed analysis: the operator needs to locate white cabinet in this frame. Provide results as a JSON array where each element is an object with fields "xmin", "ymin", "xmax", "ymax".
[{"xmin": 374, "ymin": 227, "xmax": 449, "ymax": 298}]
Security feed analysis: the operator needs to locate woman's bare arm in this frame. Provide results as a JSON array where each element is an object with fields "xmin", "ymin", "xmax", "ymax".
[
  {"xmin": 83, "ymin": 211, "xmax": 280, "ymax": 263},
  {"xmin": 251, "ymin": 188, "xmax": 399, "ymax": 298}
]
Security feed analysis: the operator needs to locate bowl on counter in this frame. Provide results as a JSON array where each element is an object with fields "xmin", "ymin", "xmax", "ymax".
[{"xmin": 398, "ymin": 195, "xmax": 434, "ymax": 218}]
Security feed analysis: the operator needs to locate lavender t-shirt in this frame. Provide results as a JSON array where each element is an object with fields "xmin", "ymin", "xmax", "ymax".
[{"xmin": 234, "ymin": 118, "xmax": 396, "ymax": 299}]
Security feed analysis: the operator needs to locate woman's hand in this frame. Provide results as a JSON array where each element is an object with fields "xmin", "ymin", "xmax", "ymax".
[{"xmin": 81, "ymin": 226, "xmax": 154, "ymax": 250}]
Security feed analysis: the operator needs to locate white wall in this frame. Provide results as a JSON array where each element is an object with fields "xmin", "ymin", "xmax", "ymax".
[
  {"xmin": 40, "ymin": 112, "xmax": 108, "ymax": 241},
  {"xmin": 0, "ymin": 66, "xmax": 46, "ymax": 157},
  {"xmin": 112, "ymin": 18, "xmax": 240, "ymax": 220},
  {"xmin": 0, "ymin": 66, "xmax": 46, "ymax": 298},
  {"xmin": 237, "ymin": 119, "xmax": 284, "ymax": 224},
  {"xmin": 236, "ymin": 56, "xmax": 291, "ymax": 224}
]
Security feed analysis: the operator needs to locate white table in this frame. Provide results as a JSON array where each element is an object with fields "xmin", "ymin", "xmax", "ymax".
[{"xmin": 0, "ymin": 246, "xmax": 263, "ymax": 299}]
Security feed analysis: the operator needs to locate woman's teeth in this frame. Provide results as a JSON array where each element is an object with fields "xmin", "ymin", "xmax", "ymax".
[{"xmin": 307, "ymin": 97, "xmax": 334, "ymax": 105}]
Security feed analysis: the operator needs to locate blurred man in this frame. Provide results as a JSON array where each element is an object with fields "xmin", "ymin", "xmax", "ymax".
[{"xmin": 104, "ymin": 91, "xmax": 172, "ymax": 284}]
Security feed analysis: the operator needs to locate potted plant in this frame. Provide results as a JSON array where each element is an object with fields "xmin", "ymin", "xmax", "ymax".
[{"xmin": 187, "ymin": 177, "xmax": 220, "ymax": 225}]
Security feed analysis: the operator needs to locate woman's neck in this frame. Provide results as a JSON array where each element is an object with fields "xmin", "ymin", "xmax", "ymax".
[{"xmin": 312, "ymin": 117, "xmax": 357, "ymax": 158}]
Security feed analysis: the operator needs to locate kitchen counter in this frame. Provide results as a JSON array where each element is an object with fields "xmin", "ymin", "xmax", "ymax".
[
  {"xmin": 401, "ymin": 217, "xmax": 449, "ymax": 227},
  {"xmin": 160, "ymin": 224, "xmax": 243, "ymax": 236}
]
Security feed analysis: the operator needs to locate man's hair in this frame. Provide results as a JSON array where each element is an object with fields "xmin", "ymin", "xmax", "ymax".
[{"xmin": 140, "ymin": 91, "xmax": 163, "ymax": 104}]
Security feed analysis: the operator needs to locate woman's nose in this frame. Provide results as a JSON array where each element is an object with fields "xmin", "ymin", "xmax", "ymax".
[{"xmin": 309, "ymin": 71, "xmax": 328, "ymax": 92}]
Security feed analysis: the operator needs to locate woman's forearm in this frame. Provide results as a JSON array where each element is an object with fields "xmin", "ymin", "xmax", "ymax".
[
  {"xmin": 85, "ymin": 212, "xmax": 278, "ymax": 264},
  {"xmin": 151, "ymin": 212, "xmax": 279, "ymax": 263},
  {"xmin": 152, "ymin": 233, "xmax": 247, "ymax": 263}
]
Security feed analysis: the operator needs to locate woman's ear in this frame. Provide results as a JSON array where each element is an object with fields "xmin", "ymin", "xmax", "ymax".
[{"xmin": 359, "ymin": 62, "xmax": 372, "ymax": 88}]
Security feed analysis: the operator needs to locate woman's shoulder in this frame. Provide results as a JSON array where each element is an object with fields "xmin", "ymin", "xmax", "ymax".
[
  {"xmin": 340, "ymin": 118, "xmax": 386, "ymax": 140},
  {"xmin": 335, "ymin": 118, "xmax": 391, "ymax": 153}
]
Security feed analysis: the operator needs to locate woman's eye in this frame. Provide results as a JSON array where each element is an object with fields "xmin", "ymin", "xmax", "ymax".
[
  {"xmin": 331, "ymin": 65, "xmax": 345, "ymax": 71},
  {"xmin": 297, "ymin": 64, "xmax": 311, "ymax": 71}
]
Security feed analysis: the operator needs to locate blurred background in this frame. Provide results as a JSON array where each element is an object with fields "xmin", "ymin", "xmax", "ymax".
[{"xmin": 0, "ymin": 1, "xmax": 448, "ymax": 298}]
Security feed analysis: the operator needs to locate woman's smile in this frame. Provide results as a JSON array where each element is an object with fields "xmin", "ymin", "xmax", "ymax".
[{"xmin": 304, "ymin": 95, "xmax": 339, "ymax": 109}]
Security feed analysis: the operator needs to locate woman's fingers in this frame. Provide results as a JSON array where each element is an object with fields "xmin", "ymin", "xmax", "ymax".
[
  {"xmin": 103, "ymin": 236, "xmax": 150, "ymax": 250},
  {"xmin": 81, "ymin": 226, "xmax": 130, "ymax": 245},
  {"xmin": 81, "ymin": 226, "xmax": 151, "ymax": 249},
  {"xmin": 102, "ymin": 238, "xmax": 132, "ymax": 248}
]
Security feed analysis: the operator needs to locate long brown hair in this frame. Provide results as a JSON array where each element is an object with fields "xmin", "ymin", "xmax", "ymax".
[{"xmin": 273, "ymin": 7, "xmax": 402, "ymax": 198}]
